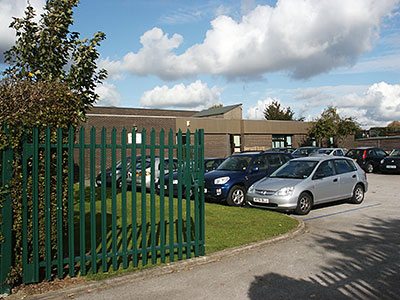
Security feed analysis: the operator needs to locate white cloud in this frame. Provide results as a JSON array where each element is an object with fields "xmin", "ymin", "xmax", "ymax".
[
  {"xmin": 101, "ymin": 0, "xmax": 399, "ymax": 81},
  {"xmin": 245, "ymin": 82, "xmax": 400, "ymax": 128},
  {"xmin": 140, "ymin": 80, "xmax": 222, "ymax": 110},
  {"xmin": 244, "ymin": 98, "xmax": 277, "ymax": 120},
  {"xmin": 0, "ymin": 0, "xmax": 45, "ymax": 61},
  {"xmin": 95, "ymin": 82, "xmax": 121, "ymax": 106},
  {"xmin": 336, "ymin": 82, "xmax": 400, "ymax": 127}
]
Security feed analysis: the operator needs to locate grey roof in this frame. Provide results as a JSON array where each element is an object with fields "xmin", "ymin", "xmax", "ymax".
[{"xmin": 191, "ymin": 104, "xmax": 242, "ymax": 118}]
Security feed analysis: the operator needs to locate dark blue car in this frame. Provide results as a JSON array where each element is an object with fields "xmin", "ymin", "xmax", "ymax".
[{"xmin": 204, "ymin": 151, "xmax": 292, "ymax": 206}]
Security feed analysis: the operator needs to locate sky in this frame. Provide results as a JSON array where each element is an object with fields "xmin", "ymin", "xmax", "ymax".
[{"xmin": 1, "ymin": 0, "xmax": 400, "ymax": 128}]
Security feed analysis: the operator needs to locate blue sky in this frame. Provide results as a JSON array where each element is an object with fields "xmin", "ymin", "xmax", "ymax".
[{"xmin": 1, "ymin": 0, "xmax": 400, "ymax": 128}]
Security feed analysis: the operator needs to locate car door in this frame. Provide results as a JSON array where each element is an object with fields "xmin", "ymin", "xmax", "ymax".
[
  {"xmin": 312, "ymin": 160, "xmax": 341, "ymax": 204},
  {"xmin": 246, "ymin": 154, "xmax": 271, "ymax": 186},
  {"xmin": 334, "ymin": 159, "xmax": 358, "ymax": 199}
]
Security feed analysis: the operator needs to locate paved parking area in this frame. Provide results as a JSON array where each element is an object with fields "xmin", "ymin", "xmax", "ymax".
[{"xmin": 33, "ymin": 173, "xmax": 400, "ymax": 300}]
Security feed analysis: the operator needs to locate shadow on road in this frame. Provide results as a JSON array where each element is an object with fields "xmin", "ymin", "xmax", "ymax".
[{"xmin": 248, "ymin": 217, "xmax": 400, "ymax": 300}]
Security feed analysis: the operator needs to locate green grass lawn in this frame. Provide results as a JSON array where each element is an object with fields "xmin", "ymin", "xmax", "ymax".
[
  {"xmin": 204, "ymin": 202, "xmax": 298, "ymax": 253},
  {"xmin": 73, "ymin": 187, "xmax": 298, "ymax": 280}
]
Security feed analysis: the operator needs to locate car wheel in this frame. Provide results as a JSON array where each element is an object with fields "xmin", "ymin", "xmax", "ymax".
[
  {"xmin": 295, "ymin": 192, "xmax": 313, "ymax": 215},
  {"xmin": 350, "ymin": 184, "xmax": 364, "ymax": 204},
  {"xmin": 365, "ymin": 162, "xmax": 374, "ymax": 173},
  {"xmin": 183, "ymin": 187, "xmax": 194, "ymax": 199},
  {"xmin": 226, "ymin": 185, "xmax": 246, "ymax": 207},
  {"xmin": 117, "ymin": 178, "xmax": 122, "ymax": 189}
]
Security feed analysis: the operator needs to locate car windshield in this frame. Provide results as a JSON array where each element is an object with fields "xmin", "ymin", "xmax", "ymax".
[
  {"xmin": 389, "ymin": 149, "xmax": 400, "ymax": 156},
  {"xmin": 217, "ymin": 155, "xmax": 252, "ymax": 171},
  {"xmin": 270, "ymin": 160, "xmax": 318, "ymax": 179},
  {"xmin": 318, "ymin": 149, "xmax": 333, "ymax": 155},
  {"xmin": 292, "ymin": 148, "xmax": 315, "ymax": 156}
]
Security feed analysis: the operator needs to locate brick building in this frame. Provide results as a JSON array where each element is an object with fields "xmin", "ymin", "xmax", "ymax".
[{"xmin": 83, "ymin": 104, "xmax": 312, "ymax": 158}]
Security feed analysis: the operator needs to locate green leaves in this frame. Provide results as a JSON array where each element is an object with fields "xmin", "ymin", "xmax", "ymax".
[
  {"xmin": 308, "ymin": 106, "xmax": 360, "ymax": 147},
  {"xmin": 2, "ymin": 0, "xmax": 107, "ymax": 116},
  {"xmin": 263, "ymin": 100, "xmax": 296, "ymax": 120}
]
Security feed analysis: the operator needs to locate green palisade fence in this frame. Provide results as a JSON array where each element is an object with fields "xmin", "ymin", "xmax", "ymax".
[{"xmin": 0, "ymin": 126, "xmax": 205, "ymax": 291}]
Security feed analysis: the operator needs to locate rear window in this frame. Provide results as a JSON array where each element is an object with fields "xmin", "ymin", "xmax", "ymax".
[
  {"xmin": 334, "ymin": 159, "xmax": 356, "ymax": 174},
  {"xmin": 346, "ymin": 149, "xmax": 365, "ymax": 157}
]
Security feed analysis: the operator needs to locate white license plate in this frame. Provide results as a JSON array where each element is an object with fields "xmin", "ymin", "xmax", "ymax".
[
  {"xmin": 253, "ymin": 197, "xmax": 269, "ymax": 203},
  {"xmin": 386, "ymin": 165, "xmax": 397, "ymax": 169}
]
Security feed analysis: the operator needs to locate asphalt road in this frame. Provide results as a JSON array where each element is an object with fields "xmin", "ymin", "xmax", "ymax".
[{"xmin": 39, "ymin": 173, "xmax": 400, "ymax": 300}]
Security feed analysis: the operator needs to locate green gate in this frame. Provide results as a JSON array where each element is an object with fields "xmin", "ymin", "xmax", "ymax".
[{"xmin": 0, "ymin": 126, "xmax": 204, "ymax": 292}]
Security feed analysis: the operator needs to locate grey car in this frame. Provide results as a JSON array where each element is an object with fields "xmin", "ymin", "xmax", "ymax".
[
  {"xmin": 246, "ymin": 156, "xmax": 368, "ymax": 215},
  {"xmin": 127, "ymin": 157, "xmax": 178, "ymax": 189}
]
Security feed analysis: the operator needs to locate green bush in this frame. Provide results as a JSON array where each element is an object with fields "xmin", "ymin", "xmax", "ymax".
[{"xmin": 0, "ymin": 78, "xmax": 82, "ymax": 284}]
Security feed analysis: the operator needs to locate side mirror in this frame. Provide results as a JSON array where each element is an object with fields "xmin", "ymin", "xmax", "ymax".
[{"xmin": 313, "ymin": 173, "xmax": 324, "ymax": 179}]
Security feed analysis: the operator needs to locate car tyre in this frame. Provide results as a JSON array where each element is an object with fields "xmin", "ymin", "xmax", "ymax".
[
  {"xmin": 117, "ymin": 178, "xmax": 122, "ymax": 189},
  {"xmin": 226, "ymin": 185, "xmax": 246, "ymax": 207},
  {"xmin": 350, "ymin": 184, "xmax": 364, "ymax": 204},
  {"xmin": 295, "ymin": 192, "xmax": 312, "ymax": 215},
  {"xmin": 365, "ymin": 162, "xmax": 374, "ymax": 173}
]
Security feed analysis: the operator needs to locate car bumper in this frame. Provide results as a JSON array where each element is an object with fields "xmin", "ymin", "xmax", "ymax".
[
  {"xmin": 204, "ymin": 185, "xmax": 230, "ymax": 201},
  {"xmin": 380, "ymin": 164, "xmax": 400, "ymax": 173},
  {"xmin": 246, "ymin": 193, "xmax": 298, "ymax": 211}
]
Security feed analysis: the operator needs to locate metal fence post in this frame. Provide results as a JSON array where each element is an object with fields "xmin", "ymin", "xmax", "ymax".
[{"xmin": 0, "ymin": 145, "xmax": 13, "ymax": 294}]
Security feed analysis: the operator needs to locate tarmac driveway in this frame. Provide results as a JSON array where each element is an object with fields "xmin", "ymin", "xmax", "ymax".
[{"xmin": 36, "ymin": 173, "xmax": 400, "ymax": 300}]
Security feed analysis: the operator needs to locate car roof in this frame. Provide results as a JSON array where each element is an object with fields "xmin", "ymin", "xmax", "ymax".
[
  {"xmin": 233, "ymin": 152, "xmax": 262, "ymax": 156},
  {"xmin": 296, "ymin": 146, "xmax": 319, "ymax": 149},
  {"xmin": 292, "ymin": 156, "xmax": 351, "ymax": 162},
  {"xmin": 349, "ymin": 146, "xmax": 379, "ymax": 150}
]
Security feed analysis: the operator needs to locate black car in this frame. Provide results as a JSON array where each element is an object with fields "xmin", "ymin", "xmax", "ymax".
[
  {"xmin": 380, "ymin": 148, "xmax": 400, "ymax": 174},
  {"xmin": 291, "ymin": 147, "xmax": 320, "ymax": 158},
  {"xmin": 346, "ymin": 147, "xmax": 387, "ymax": 173}
]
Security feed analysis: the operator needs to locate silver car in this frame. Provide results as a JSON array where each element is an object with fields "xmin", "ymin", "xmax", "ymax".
[
  {"xmin": 310, "ymin": 148, "xmax": 346, "ymax": 157},
  {"xmin": 246, "ymin": 156, "xmax": 368, "ymax": 215}
]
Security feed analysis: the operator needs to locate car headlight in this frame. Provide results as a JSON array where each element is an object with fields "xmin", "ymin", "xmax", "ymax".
[
  {"xmin": 214, "ymin": 176, "xmax": 230, "ymax": 185},
  {"xmin": 380, "ymin": 159, "xmax": 385, "ymax": 164},
  {"xmin": 248, "ymin": 184, "xmax": 255, "ymax": 194},
  {"xmin": 275, "ymin": 186, "xmax": 294, "ymax": 196}
]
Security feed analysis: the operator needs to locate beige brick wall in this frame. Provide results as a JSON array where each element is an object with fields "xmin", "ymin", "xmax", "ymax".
[
  {"xmin": 243, "ymin": 134, "xmax": 272, "ymax": 151},
  {"xmin": 353, "ymin": 137, "xmax": 400, "ymax": 152},
  {"xmin": 204, "ymin": 134, "xmax": 229, "ymax": 158}
]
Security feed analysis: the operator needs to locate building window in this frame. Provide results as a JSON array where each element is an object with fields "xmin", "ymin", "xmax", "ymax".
[
  {"xmin": 128, "ymin": 132, "xmax": 142, "ymax": 144},
  {"xmin": 272, "ymin": 135, "xmax": 292, "ymax": 148}
]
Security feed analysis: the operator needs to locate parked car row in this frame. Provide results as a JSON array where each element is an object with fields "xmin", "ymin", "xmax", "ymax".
[
  {"xmin": 95, "ymin": 145, "xmax": 397, "ymax": 216},
  {"xmin": 96, "ymin": 156, "xmax": 226, "ymax": 189},
  {"xmin": 269, "ymin": 146, "xmax": 399, "ymax": 174},
  {"xmin": 203, "ymin": 151, "xmax": 368, "ymax": 215}
]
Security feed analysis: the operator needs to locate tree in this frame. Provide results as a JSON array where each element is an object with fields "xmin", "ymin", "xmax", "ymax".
[
  {"xmin": 0, "ymin": 1, "xmax": 107, "ymax": 285},
  {"xmin": 308, "ymin": 106, "xmax": 359, "ymax": 147},
  {"xmin": 263, "ymin": 100, "xmax": 295, "ymax": 120},
  {"xmin": 3, "ymin": 0, "xmax": 107, "ymax": 114},
  {"xmin": 208, "ymin": 104, "xmax": 223, "ymax": 109}
]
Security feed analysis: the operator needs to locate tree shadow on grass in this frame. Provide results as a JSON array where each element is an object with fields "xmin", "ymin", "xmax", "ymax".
[{"xmin": 248, "ymin": 217, "xmax": 400, "ymax": 300}]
